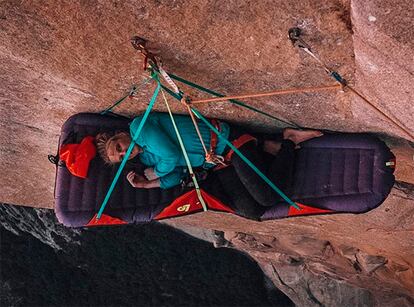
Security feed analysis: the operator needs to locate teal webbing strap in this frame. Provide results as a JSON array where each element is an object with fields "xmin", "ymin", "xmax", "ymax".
[
  {"xmin": 191, "ymin": 108, "xmax": 300, "ymax": 210},
  {"xmin": 160, "ymin": 84, "xmax": 182, "ymax": 100},
  {"xmin": 96, "ymin": 82, "xmax": 161, "ymax": 220},
  {"xmin": 167, "ymin": 72, "xmax": 299, "ymax": 128},
  {"xmin": 101, "ymin": 93, "xmax": 130, "ymax": 115},
  {"xmin": 160, "ymin": 88, "xmax": 207, "ymax": 211},
  {"xmin": 101, "ymin": 78, "xmax": 152, "ymax": 115},
  {"xmin": 154, "ymin": 70, "xmax": 299, "ymax": 209}
]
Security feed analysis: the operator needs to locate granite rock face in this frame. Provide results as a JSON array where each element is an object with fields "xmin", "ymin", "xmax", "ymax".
[
  {"xmin": 1, "ymin": 1, "xmax": 413, "ymax": 306},
  {"xmin": 3, "ymin": 0, "xmax": 413, "ymax": 208},
  {"xmin": 166, "ymin": 182, "xmax": 414, "ymax": 306}
]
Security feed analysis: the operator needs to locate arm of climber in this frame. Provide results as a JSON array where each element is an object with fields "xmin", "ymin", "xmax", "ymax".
[
  {"xmin": 127, "ymin": 167, "xmax": 185, "ymax": 189},
  {"xmin": 130, "ymin": 114, "xmax": 181, "ymax": 179},
  {"xmin": 159, "ymin": 167, "xmax": 186, "ymax": 189}
]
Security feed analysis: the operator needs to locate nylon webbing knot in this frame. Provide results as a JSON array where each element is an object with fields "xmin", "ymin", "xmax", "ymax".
[
  {"xmin": 205, "ymin": 152, "xmax": 226, "ymax": 166},
  {"xmin": 181, "ymin": 95, "xmax": 192, "ymax": 106}
]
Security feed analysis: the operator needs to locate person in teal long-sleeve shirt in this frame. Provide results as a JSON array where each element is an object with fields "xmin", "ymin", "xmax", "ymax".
[
  {"xmin": 96, "ymin": 112, "xmax": 230, "ymax": 189},
  {"xmin": 96, "ymin": 112, "xmax": 323, "ymax": 190}
]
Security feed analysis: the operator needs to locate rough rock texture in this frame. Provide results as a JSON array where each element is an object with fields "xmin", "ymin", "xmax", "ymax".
[
  {"xmin": 1, "ymin": 1, "xmax": 413, "ymax": 306},
  {"xmin": 166, "ymin": 182, "xmax": 414, "ymax": 306},
  {"xmin": 2, "ymin": 0, "xmax": 413, "ymax": 208}
]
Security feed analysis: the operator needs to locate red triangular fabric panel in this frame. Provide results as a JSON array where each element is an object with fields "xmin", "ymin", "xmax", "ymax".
[
  {"xmin": 155, "ymin": 190, "xmax": 203, "ymax": 220},
  {"xmin": 86, "ymin": 213, "xmax": 128, "ymax": 227},
  {"xmin": 200, "ymin": 190, "xmax": 234, "ymax": 213},
  {"xmin": 155, "ymin": 189, "xmax": 234, "ymax": 220},
  {"xmin": 288, "ymin": 203, "xmax": 333, "ymax": 216}
]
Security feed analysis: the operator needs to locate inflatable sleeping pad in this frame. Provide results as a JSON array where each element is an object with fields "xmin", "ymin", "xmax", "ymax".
[{"xmin": 54, "ymin": 113, "xmax": 395, "ymax": 227}]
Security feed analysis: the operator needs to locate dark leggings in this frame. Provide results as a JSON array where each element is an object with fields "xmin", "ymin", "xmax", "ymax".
[{"xmin": 231, "ymin": 139, "xmax": 295, "ymax": 207}]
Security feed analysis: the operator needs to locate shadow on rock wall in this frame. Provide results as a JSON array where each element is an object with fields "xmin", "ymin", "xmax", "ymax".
[{"xmin": 0, "ymin": 204, "xmax": 292, "ymax": 307}]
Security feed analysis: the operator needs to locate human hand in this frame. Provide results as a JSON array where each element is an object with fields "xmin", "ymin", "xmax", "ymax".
[
  {"xmin": 144, "ymin": 167, "xmax": 158, "ymax": 180},
  {"xmin": 127, "ymin": 171, "xmax": 147, "ymax": 188},
  {"xmin": 127, "ymin": 171, "xmax": 161, "ymax": 189}
]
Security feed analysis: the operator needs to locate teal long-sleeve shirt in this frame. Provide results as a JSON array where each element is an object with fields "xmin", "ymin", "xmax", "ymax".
[{"xmin": 129, "ymin": 113, "xmax": 230, "ymax": 189}]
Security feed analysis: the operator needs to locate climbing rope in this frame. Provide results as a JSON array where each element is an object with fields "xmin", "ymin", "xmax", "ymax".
[
  {"xmin": 162, "ymin": 82, "xmax": 300, "ymax": 210},
  {"xmin": 288, "ymin": 27, "xmax": 414, "ymax": 141},
  {"xmin": 183, "ymin": 84, "xmax": 341, "ymax": 104},
  {"xmin": 160, "ymin": 88, "xmax": 208, "ymax": 211},
  {"xmin": 166, "ymin": 72, "xmax": 300, "ymax": 128}
]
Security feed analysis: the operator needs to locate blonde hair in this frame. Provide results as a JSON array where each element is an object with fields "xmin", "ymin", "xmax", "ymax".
[{"xmin": 95, "ymin": 132, "xmax": 130, "ymax": 164}]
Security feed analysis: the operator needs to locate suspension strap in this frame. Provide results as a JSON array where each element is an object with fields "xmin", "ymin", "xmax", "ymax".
[
  {"xmin": 154, "ymin": 68, "xmax": 224, "ymax": 166},
  {"xmin": 159, "ymin": 66, "xmax": 180, "ymax": 94},
  {"xmin": 185, "ymin": 103, "xmax": 209, "ymax": 155},
  {"xmin": 191, "ymin": 108, "xmax": 300, "ymax": 210},
  {"xmin": 160, "ymin": 87, "xmax": 208, "ymax": 211},
  {"xmin": 166, "ymin": 72, "xmax": 300, "ymax": 128},
  {"xmin": 100, "ymin": 79, "xmax": 152, "ymax": 115},
  {"xmin": 160, "ymin": 80, "xmax": 300, "ymax": 210},
  {"xmin": 96, "ymin": 82, "xmax": 161, "ymax": 220}
]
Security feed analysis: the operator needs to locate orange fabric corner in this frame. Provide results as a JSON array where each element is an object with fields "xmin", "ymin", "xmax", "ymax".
[{"xmin": 59, "ymin": 136, "xmax": 97, "ymax": 178}]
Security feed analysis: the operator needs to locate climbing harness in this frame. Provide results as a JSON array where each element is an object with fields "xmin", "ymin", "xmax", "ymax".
[
  {"xmin": 190, "ymin": 108, "xmax": 300, "ymax": 210},
  {"xmin": 288, "ymin": 27, "xmax": 414, "ymax": 141}
]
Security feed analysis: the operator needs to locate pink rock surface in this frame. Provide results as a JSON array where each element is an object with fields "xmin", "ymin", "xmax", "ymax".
[{"xmin": 0, "ymin": 1, "xmax": 413, "ymax": 304}]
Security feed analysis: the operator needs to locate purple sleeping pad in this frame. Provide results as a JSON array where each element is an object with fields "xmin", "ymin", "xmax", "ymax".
[
  {"xmin": 54, "ymin": 113, "xmax": 395, "ymax": 227},
  {"xmin": 54, "ymin": 113, "xmax": 184, "ymax": 227},
  {"xmin": 260, "ymin": 133, "xmax": 395, "ymax": 220}
]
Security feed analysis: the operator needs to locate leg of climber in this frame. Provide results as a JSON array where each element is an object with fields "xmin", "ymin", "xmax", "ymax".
[
  {"xmin": 283, "ymin": 128, "xmax": 323, "ymax": 146},
  {"xmin": 267, "ymin": 139, "xmax": 296, "ymax": 189},
  {"xmin": 231, "ymin": 128, "xmax": 323, "ymax": 207},
  {"xmin": 231, "ymin": 140, "xmax": 285, "ymax": 207}
]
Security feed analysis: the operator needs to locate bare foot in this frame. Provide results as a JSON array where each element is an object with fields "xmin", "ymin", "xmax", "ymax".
[
  {"xmin": 262, "ymin": 140, "xmax": 282, "ymax": 155},
  {"xmin": 283, "ymin": 128, "xmax": 323, "ymax": 145}
]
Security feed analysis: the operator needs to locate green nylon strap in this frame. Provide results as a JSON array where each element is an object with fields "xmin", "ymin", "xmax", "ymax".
[
  {"xmin": 158, "ymin": 81, "xmax": 299, "ymax": 210},
  {"xmin": 166, "ymin": 72, "xmax": 299, "ymax": 128},
  {"xmin": 101, "ymin": 78, "xmax": 153, "ymax": 115},
  {"xmin": 160, "ymin": 84, "xmax": 182, "ymax": 100},
  {"xmin": 96, "ymin": 81, "xmax": 161, "ymax": 220},
  {"xmin": 191, "ymin": 108, "xmax": 300, "ymax": 210},
  {"xmin": 101, "ymin": 93, "xmax": 130, "ymax": 115},
  {"xmin": 160, "ymin": 88, "xmax": 207, "ymax": 211}
]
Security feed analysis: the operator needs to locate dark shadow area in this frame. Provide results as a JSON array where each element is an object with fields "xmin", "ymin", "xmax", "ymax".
[{"xmin": 0, "ymin": 204, "xmax": 293, "ymax": 307}]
